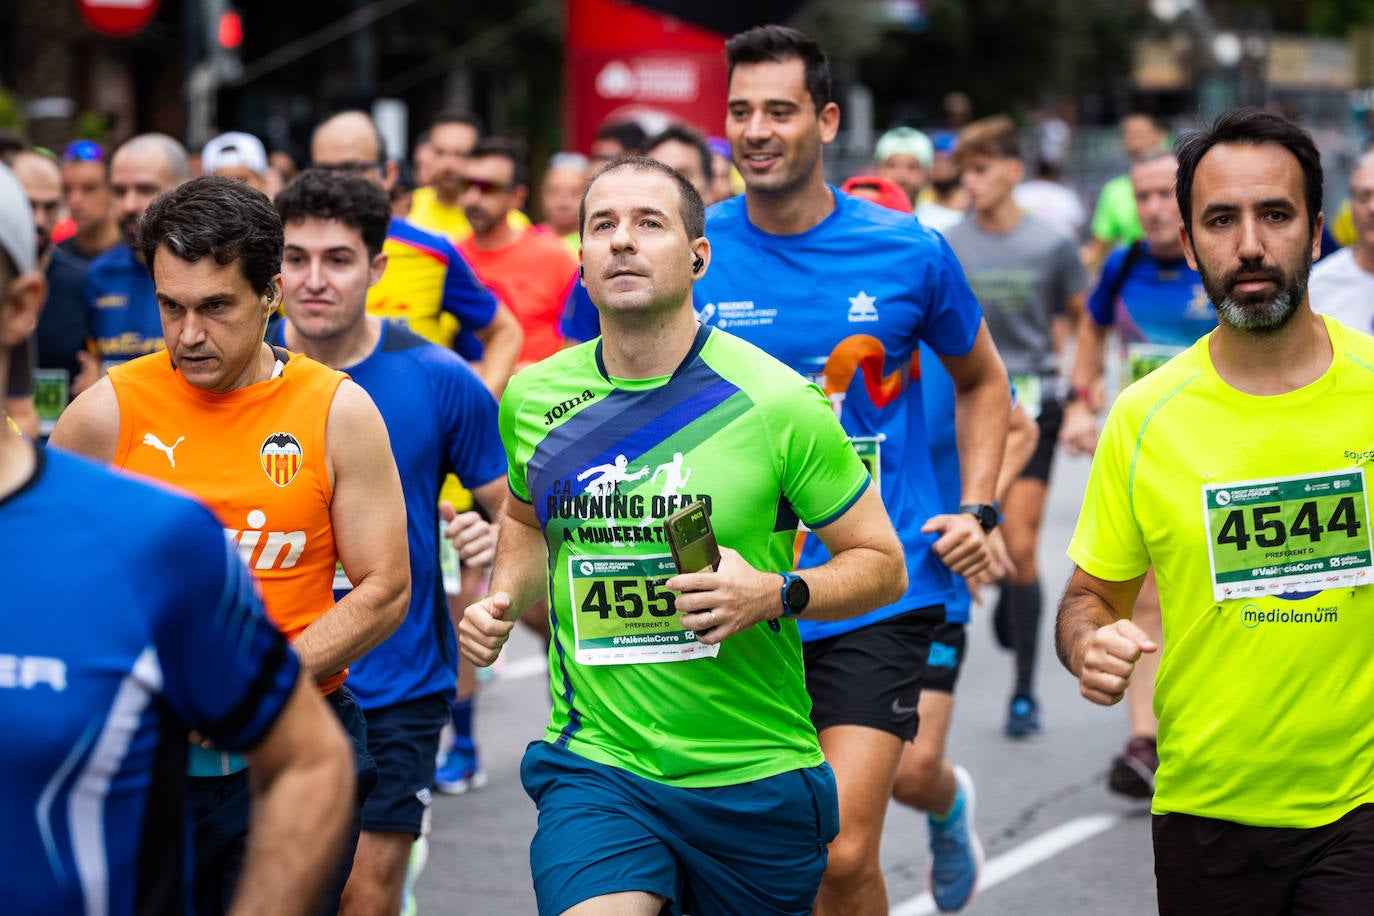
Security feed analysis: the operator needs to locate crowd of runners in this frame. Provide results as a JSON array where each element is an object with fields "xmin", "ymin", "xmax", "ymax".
[{"xmin": 4, "ymin": 19, "xmax": 1374, "ymax": 916}]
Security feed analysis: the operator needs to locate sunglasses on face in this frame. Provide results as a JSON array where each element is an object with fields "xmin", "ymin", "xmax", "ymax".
[
  {"xmin": 63, "ymin": 140, "xmax": 104, "ymax": 163},
  {"xmin": 459, "ymin": 177, "xmax": 512, "ymax": 195}
]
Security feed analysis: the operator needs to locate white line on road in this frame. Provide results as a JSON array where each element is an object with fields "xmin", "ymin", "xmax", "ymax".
[{"xmin": 889, "ymin": 812, "xmax": 1124, "ymax": 916}]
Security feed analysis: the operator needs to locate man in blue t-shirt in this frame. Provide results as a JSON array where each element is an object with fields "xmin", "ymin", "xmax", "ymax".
[
  {"xmin": 0, "ymin": 160, "xmax": 354, "ymax": 916},
  {"xmin": 85, "ymin": 134, "xmax": 191, "ymax": 373},
  {"xmin": 273, "ymin": 169, "xmax": 508, "ymax": 915},
  {"xmin": 693, "ymin": 26, "xmax": 1011, "ymax": 915},
  {"xmin": 1061, "ymin": 148, "xmax": 1216, "ymax": 803}
]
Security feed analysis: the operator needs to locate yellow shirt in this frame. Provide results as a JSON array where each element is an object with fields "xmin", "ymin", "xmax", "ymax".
[{"xmin": 1069, "ymin": 315, "xmax": 1374, "ymax": 828}]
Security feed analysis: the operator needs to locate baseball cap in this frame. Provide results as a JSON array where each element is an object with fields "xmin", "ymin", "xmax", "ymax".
[
  {"xmin": 875, "ymin": 127, "xmax": 934, "ymax": 171},
  {"xmin": 202, "ymin": 131, "xmax": 268, "ymax": 176},
  {"xmin": 0, "ymin": 162, "xmax": 37, "ymax": 275},
  {"xmin": 840, "ymin": 175, "xmax": 914, "ymax": 214}
]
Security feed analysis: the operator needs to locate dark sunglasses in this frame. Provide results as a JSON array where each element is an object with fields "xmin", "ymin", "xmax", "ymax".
[
  {"xmin": 63, "ymin": 140, "xmax": 104, "ymax": 163},
  {"xmin": 459, "ymin": 177, "xmax": 512, "ymax": 195}
]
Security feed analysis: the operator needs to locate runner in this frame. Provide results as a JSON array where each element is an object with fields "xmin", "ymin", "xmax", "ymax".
[
  {"xmin": 1083, "ymin": 112, "xmax": 1168, "ymax": 270},
  {"xmin": 1308, "ymin": 150, "xmax": 1374, "ymax": 334},
  {"xmin": 56, "ymin": 139, "xmax": 120, "ymax": 266},
  {"xmin": 309, "ymin": 110, "xmax": 521, "ymax": 394},
  {"xmin": 407, "ymin": 112, "xmax": 531, "ymax": 243},
  {"xmin": 460, "ymin": 156, "xmax": 907, "ymax": 915},
  {"xmin": 271, "ymin": 169, "xmax": 508, "ymax": 916},
  {"xmin": 943, "ymin": 114, "xmax": 1088, "ymax": 738},
  {"xmin": 1058, "ymin": 107, "xmax": 1374, "ymax": 913},
  {"xmin": 0, "ymin": 161, "xmax": 355, "ymax": 916},
  {"xmin": 645, "ymin": 124, "xmax": 715, "ymax": 202},
  {"xmin": 1059, "ymin": 148, "xmax": 1215, "ymax": 798},
  {"xmin": 698, "ymin": 26, "xmax": 1010, "ymax": 914},
  {"xmin": 50, "ymin": 174, "xmax": 410, "ymax": 915},
  {"xmin": 872, "ymin": 126, "xmax": 933, "ymax": 208}
]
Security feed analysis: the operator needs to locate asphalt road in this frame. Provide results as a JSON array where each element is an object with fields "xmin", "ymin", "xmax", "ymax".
[{"xmin": 416, "ymin": 449, "xmax": 1161, "ymax": 915}]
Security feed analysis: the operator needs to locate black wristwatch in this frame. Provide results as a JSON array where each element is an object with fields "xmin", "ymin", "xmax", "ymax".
[
  {"xmin": 959, "ymin": 503, "xmax": 999, "ymax": 533},
  {"xmin": 779, "ymin": 572, "xmax": 810, "ymax": 618}
]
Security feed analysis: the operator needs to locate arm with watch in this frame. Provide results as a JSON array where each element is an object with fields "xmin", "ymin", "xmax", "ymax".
[{"xmin": 666, "ymin": 482, "xmax": 907, "ymax": 646}]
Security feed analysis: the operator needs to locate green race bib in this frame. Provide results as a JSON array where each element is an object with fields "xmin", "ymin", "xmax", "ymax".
[
  {"xmin": 567, "ymin": 555, "xmax": 719, "ymax": 665},
  {"xmin": 850, "ymin": 435, "xmax": 882, "ymax": 491},
  {"xmin": 32, "ymin": 369, "xmax": 69, "ymax": 437},
  {"xmin": 1203, "ymin": 469, "xmax": 1374, "ymax": 601},
  {"xmin": 1010, "ymin": 373, "xmax": 1042, "ymax": 419},
  {"xmin": 1125, "ymin": 343, "xmax": 1184, "ymax": 385}
]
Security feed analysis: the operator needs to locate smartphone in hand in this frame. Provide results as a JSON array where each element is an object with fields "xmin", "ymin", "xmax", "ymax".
[{"xmin": 664, "ymin": 501, "xmax": 721, "ymax": 574}]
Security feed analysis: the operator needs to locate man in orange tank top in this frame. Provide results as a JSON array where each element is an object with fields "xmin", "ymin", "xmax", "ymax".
[{"xmin": 51, "ymin": 175, "xmax": 410, "ymax": 915}]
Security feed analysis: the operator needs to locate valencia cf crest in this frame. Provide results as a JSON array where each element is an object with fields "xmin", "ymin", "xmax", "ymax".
[{"xmin": 260, "ymin": 432, "xmax": 303, "ymax": 487}]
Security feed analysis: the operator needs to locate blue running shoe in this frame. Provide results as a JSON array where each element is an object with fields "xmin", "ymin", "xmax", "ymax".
[
  {"xmin": 1005, "ymin": 693, "xmax": 1041, "ymax": 739},
  {"xmin": 435, "ymin": 738, "xmax": 488, "ymax": 795},
  {"xmin": 928, "ymin": 765, "xmax": 984, "ymax": 912}
]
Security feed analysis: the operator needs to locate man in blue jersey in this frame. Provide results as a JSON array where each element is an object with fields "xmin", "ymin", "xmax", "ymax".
[
  {"xmin": 85, "ymin": 133, "xmax": 190, "ymax": 372},
  {"xmin": 1060, "ymin": 148, "xmax": 1215, "ymax": 800},
  {"xmin": 460, "ymin": 156, "xmax": 908, "ymax": 916},
  {"xmin": 273, "ymin": 169, "xmax": 508, "ymax": 916},
  {"xmin": 0, "ymin": 161, "xmax": 355, "ymax": 916},
  {"xmin": 309, "ymin": 111, "xmax": 522, "ymax": 395},
  {"xmin": 695, "ymin": 25, "xmax": 1011, "ymax": 915}
]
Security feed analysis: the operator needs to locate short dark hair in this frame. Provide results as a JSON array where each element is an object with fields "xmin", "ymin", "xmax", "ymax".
[
  {"xmin": 470, "ymin": 137, "xmax": 528, "ymax": 187},
  {"xmin": 139, "ymin": 175, "xmax": 282, "ymax": 294},
  {"xmin": 579, "ymin": 156, "xmax": 705, "ymax": 242},
  {"xmin": 274, "ymin": 169, "xmax": 391, "ymax": 257},
  {"xmin": 953, "ymin": 115, "xmax": 1021, "ymax": 166},
  {"xmin": 1174, "ymin": 107, "xmax": 1323, "ymax": 237},
  {"xmin": 430, "ymin": 110, "xmax": 483, "ymax": 135},
  {"xmin": 725, "ymin": 25, "xmax": 831, "ymax": 116},
  {"xmin": 647, "ymin": 124, "xmax": 713, "ymax": 184},
  {"xmin": 594, "ymin": 121, "xmax": 647, "ymax": 156}
]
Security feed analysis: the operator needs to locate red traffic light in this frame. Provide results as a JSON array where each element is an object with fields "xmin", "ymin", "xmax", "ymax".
[{"xmin": 218, "ymin": 10, "xmax": 243, "ymax": 49}]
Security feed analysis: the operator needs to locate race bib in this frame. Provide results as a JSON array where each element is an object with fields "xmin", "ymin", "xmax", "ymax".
[
  {"xmin": 31, "ymin": 368, "xmax": 69, "ymax": 437},
  {"xmin": 1125, "ymin": 343, "xmax": 1184, "ymax": 385},
  {"xmin": 1010, "ymin": 373, "xmax": 1042, "ymax": 419},
  {"xmin": 568, "ymin": 555, "xmax": 719, "ymax": 665},
  {"xmin": 1203, "ymin": 469, "xmax": 1374, "ymax": 601},
  {"xmin": 850, "ymin": 435, "xmax": 882, "ymax": 491},
  {"xmin": 439, "ymin": 520, "xmax": 461, "ymax": 595}
]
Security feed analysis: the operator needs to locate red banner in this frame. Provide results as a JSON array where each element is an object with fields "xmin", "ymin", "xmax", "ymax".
[{"xmin": 563, "ymin": 0, "xmax": 729, "ymax": 154}]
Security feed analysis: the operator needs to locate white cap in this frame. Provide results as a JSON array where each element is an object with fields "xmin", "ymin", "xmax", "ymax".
[
  {"xmin": 202, "ymin": 131, "xmax": 268, "ymax": 176},
  {"xmin": 0, "ymin": 163, "xmax": 36, "ymax": 275}
]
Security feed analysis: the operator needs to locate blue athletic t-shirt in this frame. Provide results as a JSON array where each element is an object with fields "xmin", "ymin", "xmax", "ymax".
[
  {"xmin": 1088, "ymin": 242, "xmax": 1214, "ymax": 347},
  {"xmin": 85, "ymin": 243, "xmax": 164, "ymax": 369},
  {"xmin": 268, "ymin": 321, "xmax": 506, "ymax": 709},
  {"xmin": 1, "ymin": 446, "xmax": 298, "ymax": 915},
  {"xmin": 918, "ymin": 342, "xmax": 971, "ymax": 625},
  {"xmin": 694, "ymin": 189, "xmax": 984, "ymax": 640}
]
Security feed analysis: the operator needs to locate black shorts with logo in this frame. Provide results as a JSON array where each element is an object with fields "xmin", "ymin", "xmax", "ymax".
[
  {"xmin": 803, "ymin": 605, "xmax": 943, "ymax": 741},
  {"xmin": 361, "ymin": 692, "xmax": 450, "ymax": 835},
  {"xmin": 922, "ymin": 620, "xmax": 967, "ymax": 695}
]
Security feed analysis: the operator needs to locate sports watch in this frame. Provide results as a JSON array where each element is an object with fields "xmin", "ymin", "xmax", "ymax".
[
  {"xmin": 779, "ymin": 572, "xmax": 810, "ymax": 618},
  {"xmin": 959, "ymin": 503, "xmax": 999, "ymax": 533}
]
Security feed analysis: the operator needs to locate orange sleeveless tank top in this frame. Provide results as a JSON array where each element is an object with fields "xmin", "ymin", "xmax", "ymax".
[{"xmin": 109, "ymin": 349, "xmax": 349, "ymax": 694}]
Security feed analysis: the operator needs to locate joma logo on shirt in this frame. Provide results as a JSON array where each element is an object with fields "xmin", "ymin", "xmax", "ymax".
[
  {"xmin": 0, "ymin": 655, "xmax": 67, "ymax": 691},
  {"xmin": 544, "ymin": 389, "xmax": 595, "ymax": 425},
  {"xmin": 226, "ymin": 509, "xmax": 306, "ymax": 570}
]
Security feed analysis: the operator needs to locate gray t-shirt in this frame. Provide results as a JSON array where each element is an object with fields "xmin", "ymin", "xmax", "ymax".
[{"xmin": 943, "ymin": 213, "xmax": 1087, "ymax": 378}]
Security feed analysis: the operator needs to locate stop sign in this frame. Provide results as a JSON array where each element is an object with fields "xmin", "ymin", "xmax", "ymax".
[{"xmin": 77, "ymin": 0, "xmax": 161, "ymax": 38}]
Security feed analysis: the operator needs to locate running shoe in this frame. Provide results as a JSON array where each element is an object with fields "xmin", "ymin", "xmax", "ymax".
[
  {"xmin": 435, "ymin": 738, "xmax": 488, "ymax": 795},
  {"xmin": 1107, "ymin": 736, "xmax": 1159, "ymax": 799},
  {"xmin": 1004, "ymin": 693, "xmax": 1041, "ymax": 738},
  {"xmin": 928, "ymin": 764, "xmax": 984, "ymax": 912}
]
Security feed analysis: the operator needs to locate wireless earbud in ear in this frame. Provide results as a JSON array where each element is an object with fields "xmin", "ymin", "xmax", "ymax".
[
  {"xmin": 692, "ymin": 256, "xmax": 704, "ymax": 274},
  {"xmin": 578, "ymin": 265, "xmax": 584, "ymax": 280}
]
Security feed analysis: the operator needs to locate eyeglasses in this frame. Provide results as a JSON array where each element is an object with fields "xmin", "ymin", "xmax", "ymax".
[
  {"xmin": 63, "ymin": 140, "xmax": 103, "ymax": 163},
  {"xmin": 310, "ymin": 159, "xmax": 384, "ymax": 175},
  {"xmin": 458, "ymin": 177, "xmax": 512, "ymax": 195}
]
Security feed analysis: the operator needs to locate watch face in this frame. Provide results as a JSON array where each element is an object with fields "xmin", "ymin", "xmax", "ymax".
[{"xmin": 785, "ymin": 576, "xmax": 809, "ymax": 609}]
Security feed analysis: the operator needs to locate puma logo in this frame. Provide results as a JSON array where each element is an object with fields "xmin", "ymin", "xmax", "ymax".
[{"xmin": 142, "ymin": 433, "xmax": 185, "ymax": 467}]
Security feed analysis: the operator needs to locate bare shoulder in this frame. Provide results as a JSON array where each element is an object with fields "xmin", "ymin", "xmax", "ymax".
[{"xmin": 48, "ymin": 376, "xmax": 121, "ymax": 463}]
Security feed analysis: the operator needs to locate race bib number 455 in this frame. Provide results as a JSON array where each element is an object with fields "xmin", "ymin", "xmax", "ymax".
[
  {"xmin": 1203, "ymin": 469, "xmax": 1374, "ymax": 601},
  {"xmin": 568, "ymin": 555, "xmax": 719, "ymax": 666}
]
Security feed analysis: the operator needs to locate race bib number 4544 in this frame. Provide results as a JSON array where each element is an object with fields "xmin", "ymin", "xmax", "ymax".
[{"xmin": 1203, "ymin": 469, "xmax": 1374, "ymax": 601}]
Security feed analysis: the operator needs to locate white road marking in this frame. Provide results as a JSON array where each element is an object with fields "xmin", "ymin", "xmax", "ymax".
[{"xmin": 889, "ymin": 812, "xmax": 1124, "ymax": 916}]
